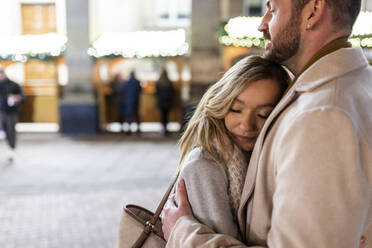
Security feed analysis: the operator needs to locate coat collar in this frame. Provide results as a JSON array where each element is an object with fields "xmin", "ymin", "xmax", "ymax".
[
  {"xmin": 294, "ymin": 46, "xmax": 368, "ymax": 92},
  {"xmin": 238, "ymin": 46, "xmax": 369, "ymax": 235},
  {"xmin": 284, "ymin": 36, "xmax": 351, "ymax": 94}
]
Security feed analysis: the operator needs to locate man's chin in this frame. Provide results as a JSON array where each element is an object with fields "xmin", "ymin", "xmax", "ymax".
[
  {"xmin": 265, "ymin": 41, "xmax": 272, "ymax": 51},
  {"xmin": 263, "ymin": 50, "xmax": 276, "ymax": 61},
  {"xmin": 263, "ymin": 50, "xmax": 285, "ymax": 64},
  {"xmin": 263, "ymin": 50, "xmax": 271, "ymax": 59}
]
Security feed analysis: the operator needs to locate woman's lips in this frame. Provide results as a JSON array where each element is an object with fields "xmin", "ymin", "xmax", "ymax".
[{"xmin": 235, "ymin": 135, "xmax": 256, "ymax": 143}]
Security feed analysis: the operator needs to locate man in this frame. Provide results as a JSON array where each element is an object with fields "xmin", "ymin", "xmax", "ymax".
[
  {"xmin": 122, "ymin": 71, "xmax": 141, "ymax": 134},
  {"xmin": 0, "ymin": 68, "xmax": 24, "ymax": 161},
  {"xmin": 109, "ymin": 73, "xmax": 126, "ymax": 131},
  {"xmin": 162, "ymin": 0, "xmax": 372, "ymax": 247}
]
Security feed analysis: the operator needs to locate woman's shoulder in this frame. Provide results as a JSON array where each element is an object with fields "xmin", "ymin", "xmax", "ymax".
[
  {"xmin": 182, "ymin": 147, "xmax": 212, "ymax": 167},
  {"xmin": 181, "ymin": 147, "xmax": 227, "ymax": 180},
  {"xmin": 183, "ymin": 147, "xmax": 202, "ymax": 161}
]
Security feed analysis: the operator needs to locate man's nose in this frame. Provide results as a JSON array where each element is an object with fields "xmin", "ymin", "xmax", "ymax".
[{"xmin": 258, "ymin": 14, "xmax": 269, "ymax": 32}]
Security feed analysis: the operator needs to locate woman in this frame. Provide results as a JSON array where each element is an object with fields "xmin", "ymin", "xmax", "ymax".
[
  {"xmin": 155, "ymin": 69, "xmax": 174, "ymax": 136},
  {"xmin": 167, "ymin": 55, "xmax": 290, "ymax": 239},
  {"xmin": 109, "ymin": 74, "xmax": 126, "ymax": 130}
]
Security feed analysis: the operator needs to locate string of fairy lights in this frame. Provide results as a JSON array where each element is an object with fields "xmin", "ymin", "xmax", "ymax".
[
  {"xmin": 219, "ymin": 11, "xmax": 372, "ymax": 48},
  {"xmin": 87, "ymin": 29, "xmax": 189, "ymax": 59},
  {"xmin": 0, "ymin": 29, "xmax": 189, "ymax": 61},
  {"xmin": 0, "ymin": 12, "xmax": 371, "ymax": 62},
  {"xmin": 0, "ymin": 33, "xmax": 67, "ymax": 62}
]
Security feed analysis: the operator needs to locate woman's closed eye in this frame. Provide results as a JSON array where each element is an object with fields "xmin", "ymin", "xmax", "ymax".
[
  {"xmin": 257, "ymin": 113, "xmax": 271, "ymax": 119},
  {"xmin": 229, "ymin": 108, "xmax": 241, "ymax": 113},
  {"xmin": 256, "ymin": 108, "xmax": 274, "ymax": 119}
]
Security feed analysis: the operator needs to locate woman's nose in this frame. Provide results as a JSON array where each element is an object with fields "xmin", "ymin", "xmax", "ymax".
[{"xmin": 240, "ymin": 112, "xmax": 257, "ymax": 132}]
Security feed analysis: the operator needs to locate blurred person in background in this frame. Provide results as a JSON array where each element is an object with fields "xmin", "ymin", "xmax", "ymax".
[
  {"xmin": 155, "ymin": 68, "xmax": 174, "ymax": 136},
  {"xmin": 122, "ymin": 71, "xmax": 141, "ymax": 134},
  {"xmin": 110, "ymin": 73, "xmax": 126, "ymax": 132},
  {"xmin": 0, "ymin": 68, "xmax": 24, "ymax": 162}
]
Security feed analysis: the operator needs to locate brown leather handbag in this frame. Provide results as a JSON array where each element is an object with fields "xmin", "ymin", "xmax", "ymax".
[{"xmin": 116, "ymin": 170, "xmax": 180, "ymax": 248}]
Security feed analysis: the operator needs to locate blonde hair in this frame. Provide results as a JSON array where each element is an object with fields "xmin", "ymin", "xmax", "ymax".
[{"xmin": 178, "ymin": 55, "xmax": 290, "ymax": 166}]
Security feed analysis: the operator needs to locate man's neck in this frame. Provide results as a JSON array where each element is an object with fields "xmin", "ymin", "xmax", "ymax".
[
  {"xmin": 282, "ymin": 36, "xmax": 351, "ymax": 94},
  {"xmin": 284, "ymin": 30, "xmax": 351, "ymax": 76},
  {"xmin": 283, "ymin": 53, "xmax": 303, "ymax": 76}
]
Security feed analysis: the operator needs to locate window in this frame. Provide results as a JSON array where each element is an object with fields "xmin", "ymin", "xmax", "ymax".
[
  {"xmin": 21, "ymin": 3, "xmax": 56, "ymax": 34},
  {"xmin": 243, "ymin": 0, "xmax": 262, "ymax": 16},
  {"xmin": 156, "ymin": 0, "xmax": 191, "ymax": 27}
]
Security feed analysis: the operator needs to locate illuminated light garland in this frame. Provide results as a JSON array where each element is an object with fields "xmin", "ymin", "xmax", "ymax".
[
  {"xmin": 219, "ymin": 16, "xmax": 264, "ymax": 48},
  {"xmin": 349, "ymin": 11, "xmax": 372, "ymax": 48},
  {"xmin": 0, "ymin": 33, "xmax": 67, "ymax": 61},
  {"xmin": 220, "ymin": 12, "xmax": 372, "ymax": 48},
  {"xmin": 224, "ymin": 16, "xmax": 262, "ymax": 39},
  {"xmin": 88, "ymin": 29, "xmax": 189, "ymax": 58},
  {"xmin": 351, "ymin": 11, "xmax": 372, "ymax": 36}
]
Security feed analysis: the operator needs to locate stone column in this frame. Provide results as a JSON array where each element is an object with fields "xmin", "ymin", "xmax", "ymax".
[
  {"xmin": 357, "ymin": 0, "xmax": 372, "ymax": 11},
  {"xmin": 229, "ymin": 0, "xmax": 244, "ymax": 17},
  {"xmin": 60, "ymin": 0, "xmax": 98, "ymax": 134},
  {"xmin": 189, "ymin": 0, "xmax": 222, "ymax": 102}
]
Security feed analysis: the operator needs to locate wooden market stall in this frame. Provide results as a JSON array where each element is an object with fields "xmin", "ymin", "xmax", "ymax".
[
  {"xmin": 89, "ymin": 30, "xmax": 189, "ymax": 131},
  {"xmin": 0, "ymin": 2, "xmax": 67, "ymax": 124}
]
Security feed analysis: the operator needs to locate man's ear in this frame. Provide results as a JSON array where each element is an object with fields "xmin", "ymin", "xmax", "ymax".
[{"xmin": 303, "ymin": 0, "xmax": 326, "ymax": 30}]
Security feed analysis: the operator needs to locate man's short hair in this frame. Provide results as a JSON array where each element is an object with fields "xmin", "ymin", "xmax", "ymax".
[
  {"xmin": 327, "ymin": 0, "xmax": 361, "ymax": 28},
  {"xmin": 293, "ymin": 0, "xmax": 361, "ymax": 29}
]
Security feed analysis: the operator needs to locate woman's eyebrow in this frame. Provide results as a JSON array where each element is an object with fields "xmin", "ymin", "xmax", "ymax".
[
  {"xmin": 257, "ymin": 103, "xmax": 276, "ymax": 108},
  {"xmin": 234, "ymin": 98, "xmax": 245, "ymax": 104},
  {"xmin": 235, "ymin": 97, "xmax": 276, "ymax": 108}
]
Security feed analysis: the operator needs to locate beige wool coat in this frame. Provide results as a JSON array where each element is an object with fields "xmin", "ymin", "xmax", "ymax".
[{"xmin": 166, "ymin": 47, "xmax": 372, "ymax": 247}]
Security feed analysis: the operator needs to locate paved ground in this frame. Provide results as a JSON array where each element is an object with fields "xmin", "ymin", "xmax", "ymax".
[{"xmin": 0, "ymin": 132, "xmax": 180, "ymax": 248}]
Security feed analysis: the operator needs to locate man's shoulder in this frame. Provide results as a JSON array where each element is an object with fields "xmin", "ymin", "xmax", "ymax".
[
  {"xmin": 295, "ymin": 47, "xmax": 369, "ymax": 94},
  {"xmin": 294, "ymin": 60, "xmax": 372, "ymax": 113},
  {"xmin": 280, "ymin": 72, "xmax": 372, "ymax": 144}
]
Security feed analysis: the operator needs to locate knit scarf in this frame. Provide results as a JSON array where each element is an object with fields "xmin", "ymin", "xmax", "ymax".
[
  {"xmin": 209, "ymin": 139, "xmax": 250, "ymax": 220},
  {"xmin": 225, "ymin": 145, "xmax": 250, "ymax": 220}
]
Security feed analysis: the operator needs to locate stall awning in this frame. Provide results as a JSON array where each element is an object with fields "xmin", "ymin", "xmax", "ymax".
[
  {"xmin": 88, "ymin": 29, "xmax": 189, "ymax": 58},
  {"xmin": 0, "ymin": 33, "xmax": 67, "ymax": 61}
]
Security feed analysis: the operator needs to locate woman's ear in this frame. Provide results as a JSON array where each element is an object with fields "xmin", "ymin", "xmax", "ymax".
[{"xmin": 303, "ymin": 0, "xmax": 325, "ymax": 30}]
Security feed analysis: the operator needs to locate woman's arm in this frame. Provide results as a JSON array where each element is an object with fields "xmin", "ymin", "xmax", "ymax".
[
  {"xmin": 163, "ymin": 180, "xmax": 254, "ymax": 248},
  {"xmin": 172, "ymin": 149, "xmax": 240, "ymax": 239}
]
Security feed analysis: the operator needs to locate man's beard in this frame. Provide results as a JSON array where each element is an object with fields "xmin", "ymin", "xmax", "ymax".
[{"xmin": 263, "ymin": 15, "xmax": 302, "ymax": 63}]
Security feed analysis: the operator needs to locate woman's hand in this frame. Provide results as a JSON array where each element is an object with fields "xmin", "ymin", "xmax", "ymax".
[{"xmin": 161, "ymin": 179, "xmax": 192, "ymax": 241}]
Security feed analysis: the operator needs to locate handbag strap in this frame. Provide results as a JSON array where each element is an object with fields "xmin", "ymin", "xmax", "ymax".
[
  {"xmin": 151, "ymin": 166, "xmax": 181, "ymax": 224},
  {"xmin": 132, "ymin": 166, "xmax": 181, "ymax": 248}
]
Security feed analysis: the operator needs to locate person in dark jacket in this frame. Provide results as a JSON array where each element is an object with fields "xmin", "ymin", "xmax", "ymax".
[
  {"xmin": 110, "ymin": 73, "xmax": 126, "ymax": 131},
  {"xmin": 122, "ymin": 71, "xmax": 141, "ymax": 134},
  {"xmin": 155, "ymin": 69, "xmax": 174, "ymax": 135},
  {"xmin": 0, "ymin": 69, "xmax": 24, "ymax": 161}
]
